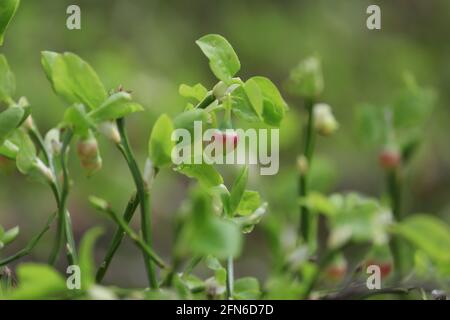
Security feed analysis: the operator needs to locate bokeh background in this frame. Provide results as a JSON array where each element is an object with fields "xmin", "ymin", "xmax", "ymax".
[{"xmin": 1, "ymin": 0, "xmax": 449, "ymax": 287}]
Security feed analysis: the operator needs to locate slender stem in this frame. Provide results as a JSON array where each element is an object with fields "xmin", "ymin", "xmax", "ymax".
[
  {"xmin": 59, "ymin": 129, "xmax": 78, "ymax": 265},
  {"xmin": 386, "ymin": 168, "xmax": 407, "ymax": 279},
  {"xmin": 116, "ymin": 118, "xmax": 158, "ymax": 289},
  {"xmin": 183, "ymin": 256, "xmax": 203, "ymax": 276},
  {"xmin": 26, "ymin": 124, "xmax": 63, "ymax": 266},
  {"xmin": 298, "ymin": 98, "xmax": 316, "ymax": 247},
  {"xmin": 96, "ymin": 192, "xmax": 139, "ymax": 283},
  {"xmin": 0, "ymin": 213, "xmax": 57, "ymax": 266},
  {"xmin": 226, "ymin": 256, "xmax": 234, "ymax": 300},
  {"xmin": 103, "ymin": 205, "xmax": 167, "ymax": 269}
]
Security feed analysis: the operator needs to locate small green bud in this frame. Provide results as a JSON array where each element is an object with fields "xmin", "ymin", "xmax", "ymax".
[
  {"xmin": 44, "ymin": 128, "xmax": 62, "ymax": 156},
  {"xmin": 297, "ymin": 155, "xmax": 309, "ymax": 175},
  {"xmin": 98, "ymin": 121, "xmax": 121, "ymax": 144},
  {"xmin": 212, "ymin": 81, "xmax": 228, "ymax": 100},
  {"xmin": 288, "ymin": 56, "xmax": 324, "ymax": 98}
]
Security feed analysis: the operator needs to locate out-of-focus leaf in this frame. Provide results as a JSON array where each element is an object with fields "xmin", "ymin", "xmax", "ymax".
[
  {"xmin": 178, "ymin": 190, "xmax": 242, "ymax": 259},
  {"xmin": 233, "ymin": 277, "xmax": 261, "ymax": 300},
  {"xmin": 250, "ymin": 76, "xmax": 287, "ymax": 126},
  {"xmin": 196, "ymin": 34, "xmax": 240, "ymax": 84},
  {"xmin": 328, "ymin": 193, "xmax": 392, "ymax": 249},
  {"xmin": 175, "ymin": 163, "xmax": 223, "ymax": 187},
  {"xmin": 79, "ymin": 227, "xmax": 103, "ymax": 290},
  {"xmin": 393, "ymin": 214, "xmax": 450, "ymax": 267},
  {"xmin": 265, "ymin": 275, "xmax": 303, "ymax": 300},
  {"xmin": 1, "ymin": 226, "xmax": 19, "ymax": 245},
  {"xmin": 179, "ymin": 83, "xmax": 208, "ymax": 102},
  {"xmin": 148, "ymin": 114, "xmax": 174, "ymax": 167},
  {"xmin": 6, "ymin": 263, "xmax": 67, "ymax": 300},
  {"xmin": 0, "ymin": 0, "xmax": 20, "ymax": 46},
  {"xmin": 88, "ymin": 92, "xmax": 143, "ymax": 122},
  {"xmin": 229, "ymin": 166, "xmax": 248, "ymax": 215},
  {"xmin": 41, "ymin": 51, "xmax": 107, "ymax": 109},
  {"xmin": 308, "ymin": 157, "xmax": 338, "ymax": 193},
  {"xmin": 287, "ymin": 56, "xmax": 324, "ymax": 98},
  {"xmin": 299, "ymin": 192, "xmax": 336, "ymax": 216},
  {"xmin": 0, "ymin": 54, "xmax": 15, "ymax": 101},
  {"xmin": 354, "ymin": 103, "xmax": 387, "ymax": 147}
]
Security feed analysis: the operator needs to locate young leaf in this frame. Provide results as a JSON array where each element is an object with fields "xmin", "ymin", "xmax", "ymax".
[
  {"xmin": 0, "ymin": 107, "xmax": 26, "ymax": 142},
  {"xmin": 229, "ymin": 166, "xmax": 248, "ymax": 215},
  {"xmin": 230, "ymin": 85, "xmax": 261, "ymax": 123},
  {"xmin": 354, "ymin": 103, "xmax": 387, "ymax": 147},
  {"xmin": 15, "ymin": 130, "xmax": 36, "ymax": 174},
  {"xmin": 233, "ymin": 277, "xmax": 261, "ymax": 300},
  {"xmin": 41, "ymin": 51, "xmax": 107, "ymax": 109},
  {"xmin": 250, "ymin": 76, "xmax": 287, "ymax": 126},
  {"xmin": 179, "ymin": 83, "xmax": 208, "ymax": 102},
  {"xmin": 173, "ymin": 109, "xmax": 208, "ymax": 134},
  {"xmin": 0, "ymin": 54, "xmax": 15, "ymax": 101},
  {"xmin": 196, "ymin": 34, "xmax": 241, "ymax": 84},
  {"xmin": 236, "ymin": 190, "xmax": 260, "ymax": 216},
  {"xmin": 88, "ymin": 92, "xmax": 144, "ymax": 123},
  {"xmin": 243, "ymin": 79, "xmax": 263, "ymax": 116},
  {"xmin": 148, "ymin": 114, "xmax": 174, "ymax": 167},
  {"xmin": 175, "ymin": 163, "xmax": 223, "ymax": 187},
  {"xmin": 5, "ymin": 263, "xmax": 67, "ymax": 300},
  {"xmin": 79, "ymin": 227, "xmax": 104, "ymax": 290},
  {"xmin": 0, "ymin": 0, "xmax": 20, "ymax": 46},
  {"xmin": 1, "ymin": 226, "xmax": 19, "ymax": 245},
  {"xmin": 393, "ymin": 214, "xmax": 450, "ymax": 266},
  {"xmin": 63, "ymin": 104, "xmax": 96, "ymax": 138}
]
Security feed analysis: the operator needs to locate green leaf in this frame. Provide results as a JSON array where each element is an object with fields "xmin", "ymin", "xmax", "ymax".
[
  {"xmin": 230, "ymin": 85, "xmax": 261, "ymax": 122},
  {"xmin": 250, "ymin": 76, "xmax": 287, "ymax": 126},
  {"xmin": 0, "ymin": 54, "xmax": 15, "ymax": 101},
  {"xmin": 299, "ymin": 192, "xmax": 336, "ymax": 216},
  {"xmin": 235, "ymin": 190, "xmax": 261, "ymax": 216},
  {"xmin": 15, "ymin": 130, "xmax": 36, "ymax": 174},
  {"xmin": 88, "ymin": 92, "xmax": 143, "ymax": 123},
  {"xmin": 288, "ymin": 56, "xmax": 324, "ymax": 98},
  {"xmin": 233, "ymin": 277, "xmax": 261, "ymax": 300},
  {"xmin": 196, "ymin": 34, "xmax": 240, "ymax": 83},
  {"xmin": 0, "ymin": 0, "xmax": 20, "ymax": 46},
  {"xmin": 79, "ymin": 227, "xmax": 104, "ymax": 290},
  {"xmin": 178, "ymin": 190, "xmax": 242, "ymax": 259},
  {"xmin": 205, "ymin": 255, "xmax": 223, "ymax": 271},
  {"xmin": 175, "ymin": 163, "xmax": 223, "ymax": 187},
  {"xmin": 393, "ymin": 214, "xmax": 450, "ymax": 266},
  {"xmin": 41, "ymin": 51, "xmax": 107, "ymax": 109},
  {"xmin": 179, "ymin": 83, "xmax": 208, "ymax": 102},
  {"xmin": 328, "ymin": 193, "xmax": 391, "ymax": 249},
  {"xmin": 355, "ymin": 103, "xmax": 387, "ymax": 147},
  {"xmin": 173, "ymin": 109, "xmax": 208, "ymax": 134},
  {"xmin": 148, "ymin": 114, "xmax": 174, "ymax": 167},
  {"xmin": 63, "ymin": 104, "xmax": 95, "ymax": 138},
  {"xmin": 0, "ymin": 107, "xmax": 25, "ymax": 142},
  {"xmin": 6, "ymin": 263, "xmax": 67, "ymax": 300},
  {"xmin": 243, "ymin": 79, "xmax": 263, "ymax": 116},
  {"xmin": 0, "ymin": 139, "xmax": 18, "ymax": 158},
  {"xmin": 229, "ymin": 166, "xmax": 248, "ymax": 215},
  {"xmin": 2, "ymin": 226, "xmax": 19, "ymax": 245}
]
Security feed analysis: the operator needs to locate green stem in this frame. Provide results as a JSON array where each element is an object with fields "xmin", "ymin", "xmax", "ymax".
[
  {"xmin": 386, "ymin": 169, "xmax": 407, "ymax": 279},
  {"xmin": 103, "ymin": 205, "xmax": 167, "ymax": 269},
  {"xmin": 299, "ymin": 98, "xmax": 316, "ymax": 247},
  {"xmin": 226, "ymin": 256, "xmax": 234, "ymax": 300},
  {"xmin": 59, "ymin": 129, "xmax": 78, "ymax": 265},
  {"xmin": 96, "ymin": 192, "xmax": 139, "ymax": 283},
  {"xmin": 116, "ymin": 118, "xmax": 158, "ymax": 289},
  {"xmin": 0, "ymin": 213, "xmax": 57, "ymax": 266}
]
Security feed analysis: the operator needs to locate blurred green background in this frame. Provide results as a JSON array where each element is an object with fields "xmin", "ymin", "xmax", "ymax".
[{"xmin": 0, "ymin": 0, "xmax": 449, "ymax": 287}]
